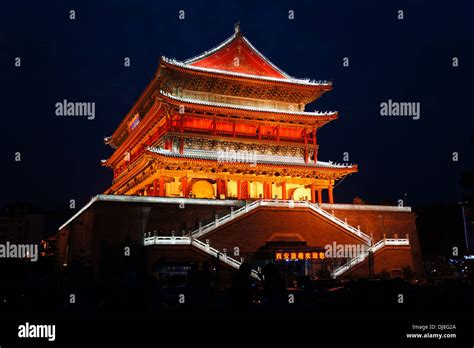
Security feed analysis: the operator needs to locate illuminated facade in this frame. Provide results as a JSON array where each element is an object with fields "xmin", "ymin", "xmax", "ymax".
[
  {"xmin": 102, "ymin": 24, "xmax": 357, "ymax": 203},
  {"xmin": 54, "ymin": 25, "xmax": 423, "ymax": 284}
]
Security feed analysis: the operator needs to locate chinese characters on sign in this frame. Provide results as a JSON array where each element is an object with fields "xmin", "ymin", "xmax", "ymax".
[{"xmin": 275, "ymin": 251, "xmax": 325, "ymax": 261}]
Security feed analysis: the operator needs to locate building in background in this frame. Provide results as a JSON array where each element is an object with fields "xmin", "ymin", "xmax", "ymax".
[{"xmin": 0, "ymin": 203, "xmax": 45, "ymax": 244}]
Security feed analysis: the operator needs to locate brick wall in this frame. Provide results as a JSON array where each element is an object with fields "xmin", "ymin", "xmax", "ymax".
[{"xmin": 59, "ymin": 200, "xmax": 424, "ymax": 280}]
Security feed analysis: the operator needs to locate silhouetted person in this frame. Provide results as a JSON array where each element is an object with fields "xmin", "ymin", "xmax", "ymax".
[
  {"xmin": 231, "ymin": 262, "xmax": 254, "ymax": 310},
  {"xmin": 299, "ymin": 275, "xmax": 314, "ymax": 304},
  {"xmin": 187, "ymin": 261, "xmax": 212, "ymax": 310},
  {"xmin": 200, "ymin": 261, "xmax": 213, "ymax": 293},
  {"xmin": 187, "ymin": 263, "xmax": 199, "ymax": 286},
  {"xmin": 262, "ymin": 263, "xmax": 286, "ymax": 307},
  {"xmin": 144, "ymin": 272, "xmax": 164, "ymax": 313}
]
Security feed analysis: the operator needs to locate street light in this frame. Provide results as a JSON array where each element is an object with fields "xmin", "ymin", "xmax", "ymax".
[{"xmin": 458, "ymin": 201, "xmax": 470, "ymax": 250}]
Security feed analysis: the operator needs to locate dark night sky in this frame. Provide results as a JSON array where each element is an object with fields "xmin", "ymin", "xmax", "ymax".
[{"xmin": 1, "ymin": 0, "xmax": 473, "ymax": 210}]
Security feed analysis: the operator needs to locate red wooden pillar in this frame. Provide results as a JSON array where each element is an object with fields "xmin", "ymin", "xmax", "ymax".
[
  {"xmin": 217, "ymin": 179, "xmax": 227, "ymax": 198},
  {"xmin": 181, "ymin": 176, "xmax": 188, "ymax": 197},
  {"xmin": 168, "ymin": 113, "xmax": 173, "ymax": 131},
  {"xmin": 159, "ymin": 176, "xmax": 165, "ymax": 197},
  {"xmin": 313, "ymin": 129, "xmax": 318, "ymax": 163},
  {"xmin": 232, "ymin": 122, "xmax": 236, "ymax": 137},
  {"xmin": 282, "ymin": 182, "xmax": 287, "ymax": 200},
  {"xmin": 165, "ymin": 138, "xmax": 173, "ymax": 150},
  {"xmin": 263, "ymin": 182, "xmax": 268, "ymax": 199},
  {"xmin": 276, "ymin": 126, "xmax": 280, "ymax": 141},
  {"xmin": 258, "ymin": 126, "xmax": 262, "ymax": 140},
  {"xmin": 241, "ymin": 181, "xmax": 249, "ymax": 199},
  {"xmin": 328, "ymin": 185, "xmax": 334, "ymax": 204},
  {"xmin": 145, "ymin": 184, "xmax": 151, "ymax": 196},
  {"xmin": 237, "ymin": 180, "xmax": 241, "ymax": 200},
  {"xmin": 212, "ymin": 120, "xmax": 217, "ymax": 136},
  {"xmin": 310, "ymin": 184, "xmax": 316, "ymax": 203},
  {"xmin": 302, "ymin": 129, "xmax": 308, "ymax": 163},
  {"xmin": 317, "ymin": 189, "xmax": 323, "ymax": 204},
  {"xmin": 218, "ymin": 179, "xmax": 227, "ymax": 199},
  {"xmin": 269, "ymin": 182, "xmax": 273, "ymax": 199},
  {"xmin": 153, "ymin": 179, "xmax": 158, "ymax": 196},
  {"xmin": 179, "ymin": 115, "xmax": 184, "ymax": 154}
]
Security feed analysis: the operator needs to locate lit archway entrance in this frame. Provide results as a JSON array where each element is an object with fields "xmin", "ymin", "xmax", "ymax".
[
  {"xmin": 290, "ymin": 187, "xmax": 311, "ymax": 201},
  {"xmin": 191, "ymin": 180, "xmax": 214, "ymax": 199}
]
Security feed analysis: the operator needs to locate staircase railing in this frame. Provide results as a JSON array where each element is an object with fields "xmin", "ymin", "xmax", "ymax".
[
  {"xmin": 144, "ymin": 235, "xmax": 260, "ymax": 279},
  {"xmin": 331, "ymin": 237, "xmax": 410, "ymax": 278},
  {"xmin": 189, "ymin": 199, "xmax": 372, "ymax": 245},
  {"xmin": 306, "ymin": 202, "xmax": 372, "ymax": 245},
  {"xmin": 144, "ymin": 215, "xmax": 409, "ymax": 280},
  {"xmin": 189, "ymin": 199, "xmax": 262, "ymax": 238}
]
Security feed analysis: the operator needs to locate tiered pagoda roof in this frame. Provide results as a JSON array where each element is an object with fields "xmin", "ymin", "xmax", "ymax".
[
  {"xmin": 158, "ymin": 91, "xmax": 337, "ymax": 125},
  {"xmin": 106, "ymin": 25, "xmax": 335, "ymax": 150},
  {"xmin": 165, "ymin": 23, "xmax": 329, "ymax": 86},
  {"xmin": 102, "ymin": 24, "xmax": 358, "ymax": 199},
  {"xmin": 147, "ymin": 147, "xmax": 356, "ymax": 170},
  {"xmin": 156, "ymin": 27, "xmax": 332, "ymax": 106}
]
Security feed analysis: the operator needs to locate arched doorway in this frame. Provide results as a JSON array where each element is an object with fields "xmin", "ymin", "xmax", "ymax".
[
  {"xmin": 289, "ymin": 187, "xmax": 311, "ymax": 200},
  {"xmin": 191, "ymin": 180, "xmax": 214, "ymax": 199}
]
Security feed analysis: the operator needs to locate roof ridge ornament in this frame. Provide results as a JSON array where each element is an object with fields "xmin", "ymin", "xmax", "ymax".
[{"xmin": 234, "ymin": 21, "xmax": 241, "ymax": 35}]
